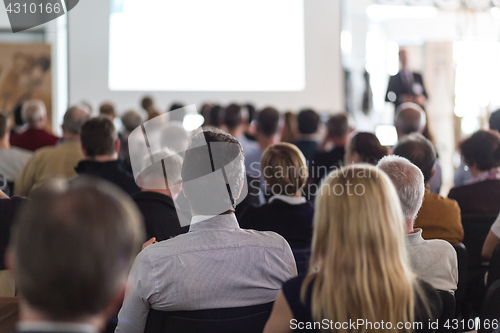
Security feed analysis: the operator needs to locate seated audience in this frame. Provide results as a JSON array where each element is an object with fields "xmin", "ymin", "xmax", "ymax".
[
  {"xmin": 76, "ymin": 117, "xmax": 139, "ymax": 195},
  {"xmin": 168, "ymin": 102, "xmax": 186, "ymax": 122},
  {"xmin": 0, "ymin": 189, "xmax": 26, "ymax": 297},
  {"xmin": 119, "ymin": 110, "xmax": 143, "ymax": 172},
  {"xmin": 223, "ymin": 103, "xmax": 258, "ymax": 156},
  {"xmin": 14, "ymin": 106, "xmax": 90, "ymax": 196},
  {"xmin": 448, "ymin": 130, "xmax": 500, "ymax": 215},
  {"xmin": 482, "ymin": 214, "xmax": 500, "ymax": 260},
  {"xmin": 281, "ymin": 111, "xmax": 299, "ymax": 144},
  {"xmin": 0, "ymin": 114, "xmax": 32, "ymax": 187},
  {"xmin": 245, "ymin": 107, "xmax": 281, "ymax": 177},
  {"xmin": 239, "ymin": 143, "xmax": 314, "ymax": 249},
  {"xmin": 263, "ymin": 165, "xmax": 442, "ymax": 333},
  {"xmin": 99, "ymin": 102, "xmax": 117, "ymax": 121},
  {"xmin": 6, "ymin": 179, "xmax": 143, "ymax": 333},
  {"xmin": 344, "ymin": 132, "xmax": 388, "ymax": 165},
  {"xmin": 378, "ymin": 156, "xmax": 458, "ymax": 292},
  {"xmin": 141, "ymin": 95, "xmax": 161, "ymax": 120},
  {"xmin": 10, "ymin": 99, "xmax": 59, "ymax": 151},
  {"xmin": 294, "ymin": 109, "xmax": 320, "ymax": 162},
  {"xmin": 395, "ymin": 102, "xmax": 442, "ymax": 194},
  {"xmin": 134, "ymin": 149, "xmax": 189, "ymax": 241},
  {"xmin": 311, "ymin": 113, "xmax": 349, "ymax": 184},
  {"xmin": 116, "ymin": 129, "xmax": 297, "ymax": 333},
  {"xmin": 393, "ymin": 133, "xmax": 463, "ymax": 243}
]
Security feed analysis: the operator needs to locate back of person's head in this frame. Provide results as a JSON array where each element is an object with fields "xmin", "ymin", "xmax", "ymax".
[
  {"xmin": 257, "ymin": 107, "xmax": 280, "ymax": 138},
  {"xmin": 223, "ymin": 103, "xmax": 243, "ymax": 130},
  {"xmin": 395, "ymin": 103, "xmax": 426, "ymax": 136},
  {"xmin": 261, "ymin": 143, "xmax": 307, "ymax": 196},
  {"xmin": 63, "ymin": 106, "xmax": 90, "ymax": 136},
  {"xmin": 137, "ymin": 148, "xmax": 183, "ymax": 191},
  {"xmin": 181, "ymin": 129, "xmax": 244, "ymax": 215},
  {"xmin": 209, "ymin": 105, "xmax": 222, "ymax": 128},
  {"xmin": 297, "ymin": 109, "xmax": 320, "ymax": 135},
  {"xmin": 377, "ymin": 155, "xmax": 425, "ymax": 223},
  {"xmin": 81, "ymin": 117, "xmax": 118, "ymax": 158},
  {"xmin": 0, "ymin": 113, "xmax": 9, "ymax": 140},
  {"xmin": 168, "ymin": 103, "xmax": 185, "ymax": 122},
  {"xmin": 281, "ymin": 112, "xmax": 299, "ymax": 143},
  {"xmin": 393, "ymin": 133, "xmax": 436, "ymax": 184},
  {"xmin": 460, "ymin": 130, "xmax": 500, "ymax": 171},
  {"xmin": 161, "ymin": 122, "xmax": 189, "ymax": 155},
  {"xmin": 308, "ymin": 165, "xmax": 416, "ymax": 328},
  {"xmin": 8, "ymin": 179, "xmax": 144, "ymax": 321},
  {"xmin": 490, "ymin": 109, "xmax": 500, "ymax": 133},
  {"xmin": 121, "ymin": 110, "xmax": 143, "ymax": 132},
  {"xmin": 326, "ymin": 113, "xmax": 349, "ymax": 138},
  {"xmin": 99, "ymin": 102, "xmax": 116, "ymax": 119},
  {"xmin": 22, "ymin": 99, "xmax": 46, "ymax": 127},
  {"xmin": 347, "ymin": 132, "xmax": 388, "ymax": 165},
  {"xmin": 141, "ymin": 96, "xmax": 154, "ymax": 111},
  {"xmin": 243, "ymin": 103, "xmax": 256, "ymax": 124}
]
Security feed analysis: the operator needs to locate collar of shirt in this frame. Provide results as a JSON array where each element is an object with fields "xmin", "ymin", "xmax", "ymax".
[
  {"xmin": 465, "ymin": 167, "xmax": 500, "ymax": 185},
  {"xmin": 405, "ymin": 228, "xmax": 425, "ymax": 246},
  {"xmin": 268, "ymin": 195, "xmax": 306, "ymax": 205},
  {"xmin": 189, "ymin": 213, "xmax": 239, "ymax": 232},
  {"xmin": 17, "ymin": 321, "xmax": 98, "ymax": 333}
]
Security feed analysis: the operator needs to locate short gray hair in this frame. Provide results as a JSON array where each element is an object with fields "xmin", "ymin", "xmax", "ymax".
[
  {"xmin": 22, "ymin": 99, "xmax": 46, "ymax": 126},
  {"xmin": 63, "ymin": 106, "xmax": 90, "ymax": 135},
  {"xmin": 137, "ymin": 148, "xmax": 183, "ymax": 189},
  {"xmin": 377, "ymin": 155, "xmax": 425, "ymax": 223}
]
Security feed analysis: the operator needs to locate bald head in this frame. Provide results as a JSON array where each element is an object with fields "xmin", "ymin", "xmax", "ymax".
[
  {"xmin": 62, "ymin": 106, "xmax": 90, "ymax": 136},
  {"xmin": 395, "ymin": 103, "xmax": 426, "ymax": 138}
]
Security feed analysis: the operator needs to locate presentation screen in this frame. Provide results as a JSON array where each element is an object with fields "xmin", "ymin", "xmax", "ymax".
[{"xmin": 108, "ymin": 0, "xmax": 305, "ymax": 91}]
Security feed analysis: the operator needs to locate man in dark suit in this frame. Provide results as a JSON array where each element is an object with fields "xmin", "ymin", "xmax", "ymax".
[
  {"xmin": 386, "ymin": 49, "xmax": 428, "ymax": 108},
  {"xmin": 5, "ymin": 179, "xmax": 143, "ymax": 333}
]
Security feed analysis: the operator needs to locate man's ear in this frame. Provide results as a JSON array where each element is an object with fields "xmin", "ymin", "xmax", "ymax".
[
  {"xmin": 430, "ymin": 168, "xmax": 436, "ymax": 179},
  {"xmin": 115, "ymin": 139, "xmax": 121, "ymax": 154},
  {"xmin": 81, "ymin": 147, "xmax": 89, "ymax": 159}
]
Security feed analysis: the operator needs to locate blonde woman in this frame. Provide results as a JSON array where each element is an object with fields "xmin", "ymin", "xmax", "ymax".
[
  {"xmin": 263, "ymin": 165, "xmax": 442, "ymax": 333},
  {"xmin": 239, "ymin": 143, "xmax": 314, "ymax": 252}
]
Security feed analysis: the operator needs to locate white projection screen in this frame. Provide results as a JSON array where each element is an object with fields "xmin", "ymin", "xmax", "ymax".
[
  {"xmin": 67, "ymin": 0, "xmax": 343, "ymax": 112},
  {"xmin": 109, "ymin": 0, "xmax": 305, "ymax": 91}
]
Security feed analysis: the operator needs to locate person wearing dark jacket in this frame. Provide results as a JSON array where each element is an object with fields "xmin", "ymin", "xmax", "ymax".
[{"xmin": 75, "ymin": 117, "xmax": 140, "ymax": 196}]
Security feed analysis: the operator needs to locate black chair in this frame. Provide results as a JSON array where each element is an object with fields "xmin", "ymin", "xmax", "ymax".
[
  {"xmin": 479, "ymin": 280, "xmax": 500, "ymax": 333},
  {"xmin": 487, "ymin": 243, "xmax": 500, "ymax": 288},
  {"xmin": 451, "ymin": 243, "xmax": 467, "ymax": 318},
  {"xmin": 461, "ymin": 214, "xmax": 497, "ymax": 267},
  {"xmin": 437, "ymin": 290, "xmax": 456, "ymax": 333},
  {"xmin": 144, "ymin": 302, "xmax": 274, "ymax": 333},
  {"xmin": 292, "ymin": 247, "xmax": 311, "ymax": 276}
]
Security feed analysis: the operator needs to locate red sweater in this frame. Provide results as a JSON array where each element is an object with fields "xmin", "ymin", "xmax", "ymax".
[{"xmin": 10, "ymin": 128, "xmax": 59, "ymax": 152}]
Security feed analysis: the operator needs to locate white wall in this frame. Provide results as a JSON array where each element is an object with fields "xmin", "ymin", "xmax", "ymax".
[{"xmin": 67, "ymin": 0, "xmax": 344, "ymax": 114}]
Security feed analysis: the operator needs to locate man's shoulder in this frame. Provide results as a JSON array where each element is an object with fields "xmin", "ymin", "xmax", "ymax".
[
  {"xmin": 422, "ymin": 237, "xmax": 456, "ymax": 255},
  {"xmin": 424, "ymin": 192, "xmax": 460, "ymax": 210}
]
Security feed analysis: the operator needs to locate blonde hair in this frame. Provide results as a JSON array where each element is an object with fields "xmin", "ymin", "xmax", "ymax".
[
  {"xmin": 302, "ymin": 165, "xmax": 423, "ymax": 333},
  {"xmin": 261, "ymin": 143, "xmax": 308, "ymax": 196}
]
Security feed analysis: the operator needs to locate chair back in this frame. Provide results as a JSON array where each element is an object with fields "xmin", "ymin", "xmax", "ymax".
[
  {"xmin": 479, "ymin": 280, "xmax": 500, "ymax": 333},
  {"xmin": 487, "ymin": 243, "xmax": 500, "ymax": 288},
  {"xmin": 461, "ymin": 214, "xmax": 497, "ymax": 267},
  {"xmin": 144, "ymin": 302, "xmax": 274, "ymax": 333},
  {"xmin": 0, "ymin": 297, "xmax": 19, "ymax": 333},
  {"xmin": 451, "ymin": 243, "xmax": 467, "ymax": 313},
  {"xmin": 292, "ymin": 247, "xmax": 311, "ymax": 276},
  {"xmin": 436, "ymin": 291, "xmax": 455, "ymax": 333}
]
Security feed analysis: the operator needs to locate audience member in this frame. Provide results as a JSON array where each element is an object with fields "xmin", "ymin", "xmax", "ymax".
[
  {"xmin": 134, "ymin": 149, "xmax": 189, "ymax": 241},
  {"xmin": 99, "ymin": 102, "xmax": 117, "ymax": 120},
  {"xmin": 294, "ymin": 109, "xmax": 320, "ymax": 162},
  {"xmin": 311, "ymin": 113, "xmax": 349, "ymax": 184},
  {"xmin": 449, "ymin": 130, "xmax": 500, "ymax": 215},
  {"xmin": 378, "ymin": 156, "xmax": 458, "ymax": 292},
  {"xmin": 223, "ymin": 103, "xmax": 258, "ymax": 155},
  {"xmin": 344, "ymin": 132, "xmax": 388, "ymax": 165},
  {"xmin": 393, "ymin": 134, "xmax": 463, "ymax": 243},
  {"xmin": 168, "ymin": 102, "xmax": 186, "ymax": 122},
  {"xmin": 395, "ymin": 103, "xmax": 442, "ymax": 193},
  {"xmin": 243, "ymin": 103, "xmax": 257, "ymax": 141},
  {"xmin": 281, "ymin": 112, "xmax": 299, "ymax": 143},
  {"xmin": 239, "ymin": 143, "xmax": 314, "ymax": 251},
  {"xmin": 14, "ymin": 106, "xmax": 90, "ymax": 196},
  {"xmin": 264, "ymin": 165, "xmax": 442, "ymax": 333},
  {"xmin": 76, "ymin": 117, "xmax": 139, "ymax": 195},
  {"xmin": 119, "ymin": 110, "xmax": 143, "ymax": 172},
  {"xmin": 116, "ymin": 129, "xmax": 297, "ymax": 333},
  {"xmin": 0, "ymin": 114, "xmax": 32, "ymax": 187},
  {"xmin": 245, "ymin": 107, "xmax": 281, "ymax": 177},
  {"xmin": 140, "ymin": 95, "xmax": 161, "ymax": 120},
  {"xmin": 6, "ymin": 179, "xmax": 144, "ymax": 333},
  {"xmin": 10, "ymin": 99, "xmax": 59, "ymax": 151}
]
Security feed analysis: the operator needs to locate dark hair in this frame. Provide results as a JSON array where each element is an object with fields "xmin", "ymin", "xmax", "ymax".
[
  {"xmin": 168, "ymin": 103, "xmax": 185, "ymax": 122},
  {"xmin": 490, "ymin": 109, "xmax": 500, "ymax": 133},
  {"xmin": 349, "ymin": 132, "xmax": 388, "ymax": 165},
  {"xmin": 209, "ymin": 105, "xmax": 222, "ymax": 127},
  {"xmin": 0, "ymin": 114, "xmax": 8, "ymax": 139},
  {"xmin": 393, "ymin": 133, "xmax": 436, "ymax": 184},
  {"xmin": 181, "ymin": 129, "xmax": 245, "ymax": 215},
  {"xmin": 81, "ymin": 117, "xmax": 118, "ymax": 158},
  {"xmin": 460, "ymin": 130, "xmax": 500, "ymax": 171},
  {"xmin": 141, "ymin": 96, "xmax": 154, "ymax": 111},
  {"xmin": 327, "ymin": 114, "xmax": 349, "ymax": 137},
  {"xmin": 99, "ymin": 103, "xmax": 116, "ymax": 118},
  {"xmin": 224, "ymin": 103, "xmax": 243, "ymax": 130},
  {"xmin": 243, "ymin": 103, "xmax": 256, "ymax": 123},
  {"xmin": 10, "ymin": 179, "xmax": 143, "ymax": 320},
  {"xmin": 257, "ymin": 107, "xmax": 280, "ymax": 137},
  {"xmin": 297, "ymin": 109, "xmax": 320, "ymax": 135}
]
